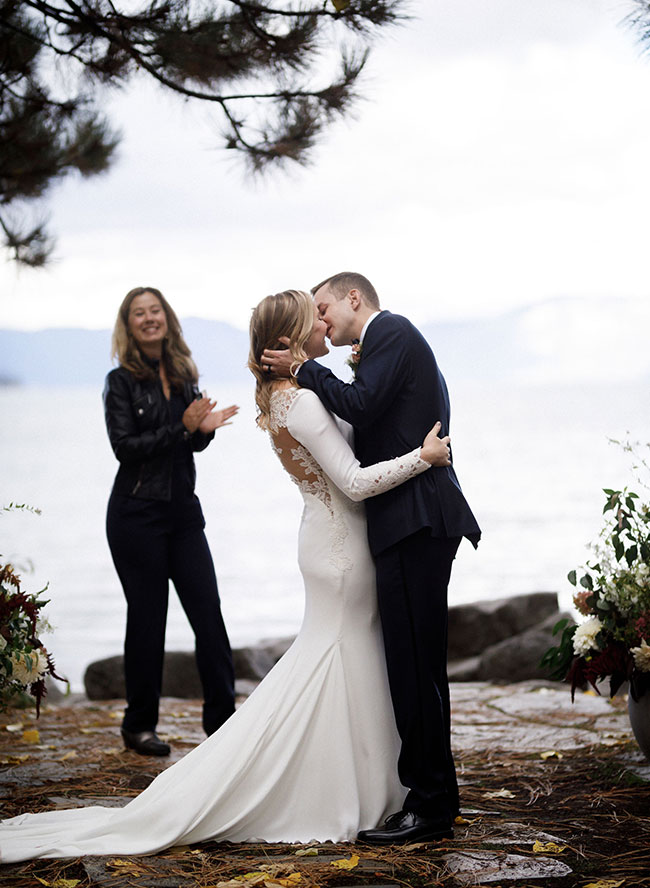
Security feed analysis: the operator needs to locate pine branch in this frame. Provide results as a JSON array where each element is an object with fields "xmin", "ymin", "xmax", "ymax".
[
  {"xmin": 0, "ymin": 211, "xmax": 53, "ymax": 267},
  {"xmin": 1, "ymin": 0, "xmax": 407, "ymax": 264}
]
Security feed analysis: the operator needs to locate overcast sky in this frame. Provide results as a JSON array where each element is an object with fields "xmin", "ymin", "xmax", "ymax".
[{"xmin": 2, "ymin": 0, "xmax": 649, "ymax": 332}]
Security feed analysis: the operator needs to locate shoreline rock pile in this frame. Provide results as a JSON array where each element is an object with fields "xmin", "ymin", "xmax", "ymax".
[{"xmin": 83, "ymin": 592, "xmax": 572, "ymax": 701}]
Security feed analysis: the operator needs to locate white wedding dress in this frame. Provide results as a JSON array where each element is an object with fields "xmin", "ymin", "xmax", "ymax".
[{"xmin": 0, "ymin": 388, "xmax": 431, "ymax": 862}]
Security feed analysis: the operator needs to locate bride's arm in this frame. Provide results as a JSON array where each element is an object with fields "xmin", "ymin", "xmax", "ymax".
[{"xmin": 286, "ymin": 390, "xmax": 448, "ymax": 502}]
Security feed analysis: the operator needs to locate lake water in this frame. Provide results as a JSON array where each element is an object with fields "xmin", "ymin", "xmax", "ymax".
[{"xmin": 1, "ymin": 379, "xmax": 648, "ymax": 691}]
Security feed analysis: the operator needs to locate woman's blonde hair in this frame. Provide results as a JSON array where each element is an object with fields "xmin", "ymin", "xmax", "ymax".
[
  {"xmin": 248, "ymin": 289, "xmax": 314, "ymax": 429},
  {"xmin": 112, "ymin": 286, "xmax": 199, "ymax": 388}
]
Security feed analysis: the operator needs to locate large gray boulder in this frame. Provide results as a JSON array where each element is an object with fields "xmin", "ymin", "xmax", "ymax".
[
  {"xmin": 232, "ymin": 637, "xmax": 294, "ymax": 681},
  {"xmin": 84, "ymin": 654, "xmax": 125, "ymax": 700},
  {"xmin": 477, "ymin": 611, "xmax": 574, "ymax": 683},
  {"xmin": 84, "ymin": 651, "xmax": 203, "ymax": 700},
  {"xmin": 84, "ymin": 637, "xmax": 295, "ymax": 700},
  {"xmin": 447, "ymin": 592, "xmax": 559, "ymax": 660}
]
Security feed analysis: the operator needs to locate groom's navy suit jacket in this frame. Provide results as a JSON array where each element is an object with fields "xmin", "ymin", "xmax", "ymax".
[{"xmin": 298, "ymin": 310, "xmax": 481, "ymax": 556}]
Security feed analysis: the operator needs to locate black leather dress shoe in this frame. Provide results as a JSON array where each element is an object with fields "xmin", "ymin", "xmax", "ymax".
[
  {"xmin": 357, "ymin": 810, "xmax": 454, "ymax": 845},
  {"xmin": 121, "ymin": 728, "xmax": 171, "ymax": 757}
]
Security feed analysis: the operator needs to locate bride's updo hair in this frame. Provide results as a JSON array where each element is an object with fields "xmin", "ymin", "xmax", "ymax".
[{"xmin": 248, "ymin": 289, "xmax": 314, "ymax": 429}]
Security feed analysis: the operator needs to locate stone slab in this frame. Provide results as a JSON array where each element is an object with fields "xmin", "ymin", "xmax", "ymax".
[{"xmin": 444, "ymin": 850, "xmax": 572, "ymax": 883}]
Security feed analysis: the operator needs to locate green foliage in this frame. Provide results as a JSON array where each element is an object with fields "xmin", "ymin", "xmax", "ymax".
[
  {"xmin": 539, "ymin": 618, "xmax": 577, "ymax": 682},
  {"xmin": 543, "ymin": 476, "xmax": 650, "ymax": 701},
  {"xmin": 0, "ymin": 0, "xmax": 406, "ymax": 265}
]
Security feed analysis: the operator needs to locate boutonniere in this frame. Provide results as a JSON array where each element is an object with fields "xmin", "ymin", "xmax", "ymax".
[{"xmin": 346, "ymin": 339, "xmax": 362, "ymax": 375}]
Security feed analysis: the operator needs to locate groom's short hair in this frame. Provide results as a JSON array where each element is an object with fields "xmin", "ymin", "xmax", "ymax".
[{"xmin": 311, "ymin": 272, "xmax": 380, "ymax": 310}]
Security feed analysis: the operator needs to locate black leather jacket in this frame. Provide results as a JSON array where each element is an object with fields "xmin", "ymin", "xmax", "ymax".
[{"xmin": 103, "ymin": 366, "xmax": 214, "ymax": 501}]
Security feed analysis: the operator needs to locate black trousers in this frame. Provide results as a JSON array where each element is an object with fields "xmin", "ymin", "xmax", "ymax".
[
  {"xmin": 106, "ymin": 492, "xmax": 235, "ymax": 735},
  {"xmin": 375, "ymin": 529, "xmax": 461, "ymax": 820}
]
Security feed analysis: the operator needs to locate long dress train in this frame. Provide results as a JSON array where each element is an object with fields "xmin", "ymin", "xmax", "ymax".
[{"xmin": 0, "ymin": 388, "xmax": 431, "ymax": 862}]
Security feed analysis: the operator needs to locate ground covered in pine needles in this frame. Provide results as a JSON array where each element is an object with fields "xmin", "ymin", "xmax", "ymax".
[{"xmin": 1, "ymin": 693, "xmax": 648, "ymax": 888}]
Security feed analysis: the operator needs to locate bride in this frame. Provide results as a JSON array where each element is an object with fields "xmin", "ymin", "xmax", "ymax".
[{"xmin": 0, "ymin": 289, "xmax": 451, "ymax": 862}]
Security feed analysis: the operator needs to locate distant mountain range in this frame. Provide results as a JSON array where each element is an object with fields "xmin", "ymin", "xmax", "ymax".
[{"xmin": 1, "ymin": 297, "xmax": 648, "ymax": 386}]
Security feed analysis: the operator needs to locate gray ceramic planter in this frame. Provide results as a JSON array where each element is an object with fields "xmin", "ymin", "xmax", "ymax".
[{"xmin": 628, "ymin": 692, "xmax": 650, "ymax": 760}]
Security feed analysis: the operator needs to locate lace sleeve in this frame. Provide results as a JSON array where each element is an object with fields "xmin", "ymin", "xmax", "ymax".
[{"xmin": 286, "ymin": 390, "xmax": 430, "ymax": 502}]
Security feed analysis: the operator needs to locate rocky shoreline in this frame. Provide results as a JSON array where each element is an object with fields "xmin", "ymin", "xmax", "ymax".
[{"xmin": 83, "ymin": 592, "xmax": 571, "ymax": 701}]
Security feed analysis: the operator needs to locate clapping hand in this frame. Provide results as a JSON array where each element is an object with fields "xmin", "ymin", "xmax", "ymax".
[
  {"xmin": 420, "ymin": 421, "xmax": 451, "ymax": 466},
  {"xmin": 182, "ymin": 396, "xmax": 215, "ymax": 434},
  {"xmin": 198, "ymin": 402, "xmax": 239, "ymax": 434},
  {"xmin": 183, "ymin": 396, "xmax": 239, "ymax": 435}
]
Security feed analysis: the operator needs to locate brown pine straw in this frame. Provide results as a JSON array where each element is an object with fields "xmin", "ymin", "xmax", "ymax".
[{"xmin": 1, "ymin": 698, "xmax": 649, "ymax": 887}]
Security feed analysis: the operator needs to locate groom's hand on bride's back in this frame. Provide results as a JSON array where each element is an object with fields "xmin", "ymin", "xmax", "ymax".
[
  {"xmin": 262, "ymin": 337, "xmax": 295, "ymax": 378},
  {"xmin": 420, "ymin": 422, "xmax": 451, "ymax": 467}
]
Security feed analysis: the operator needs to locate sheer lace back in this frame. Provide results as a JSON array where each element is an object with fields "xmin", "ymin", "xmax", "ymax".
[{"xmin": 269, "ymin": 389, "xmax": 332, "ymax": 510}]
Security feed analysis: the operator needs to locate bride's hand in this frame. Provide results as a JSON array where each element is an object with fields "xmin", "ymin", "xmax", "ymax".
[
  {"xmin": 420, "ymin": 421, "xmax": 451, "ymax": 466},
  {"xmin": 198, "ymin": 403, "xmax": 239, "ymax": 434}
]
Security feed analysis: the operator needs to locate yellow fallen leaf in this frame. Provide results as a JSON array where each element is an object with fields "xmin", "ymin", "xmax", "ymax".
[
  {"xmin": 22, "ymin": 728, "xmax": 40, "ymax": 743},
  {"xmin": 107, "ymin": 858, "xmax": 149, "ymax": 876},
  {"xmin": 270, "ymin": 876, "xmax": 301, "ymax": 888},
  {"xmin": 0, "ymin": 753, "xmax": 30, "ymax": 764},
  {"xmin": 58, "ymin": 750, "xmax": 78, "ymax": 762},
  {"xmin": 533, "ymin": 841, "xmax": 567, "ymax": 853},
  {"xmin": 258, "ymin": 865, "xmax": 293, "ymax": 876},
  {"xmin": 35, "ymin": 880, "xmax": 81, "ymax": 888},
  {"xmin": 455, "ymin": 815, "xmax": 471, "ymax": 825},
  {"xmin": 215, "ymin": 870, "xmax": 301, "ymax": 888},
  {"xmin": 294, "ymin": 848, "xmax": 318, "ymax": 856},
  {"xmin": 540, "ymin": 750, "xmax": 563, "ymax": 760},
  {"xmin": 582, "ymin": 881, "xmax": 625, "ymax": 888},
  {"xmin": 483, "ymin": 789, "xmax": 515, "ymax": 799},
  {"xmin": 331, "ymin": 854, "xmax": 359, "ymax": 870},
  {"xmin": 331, "ymin": 0, "xmax": 350, "ymax": 11}
]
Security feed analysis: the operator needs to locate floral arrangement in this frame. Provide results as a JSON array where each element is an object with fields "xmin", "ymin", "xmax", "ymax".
[
  {"xmin": 345, "ymin": 339, "xmax": 362, "ymax": 374},
  {"xmin": 543, "ymin": 484, "xmax": 650, "ymax": 701},
  {"xmin": 1, "ymin": 505, "xmax": 63, "ymax": 714},
  {"xmin": 0, "ymin": 562, "xmax": 62, "ymax": 714}
]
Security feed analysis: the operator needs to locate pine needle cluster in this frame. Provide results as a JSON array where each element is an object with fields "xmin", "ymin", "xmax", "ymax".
[{"xmin": 0, "ymin": 1, "xmax": 406, "ymax": 265}]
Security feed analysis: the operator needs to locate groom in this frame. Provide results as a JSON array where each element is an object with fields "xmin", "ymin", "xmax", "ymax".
[{"xmin": 263, "ymin": 272, "xmax": 480, "ymax": 844}]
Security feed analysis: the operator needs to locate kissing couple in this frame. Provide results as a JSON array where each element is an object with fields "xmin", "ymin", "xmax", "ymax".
[{"xmin": 0, "ymin": 272, "xmax": 480, "ymax": 862}]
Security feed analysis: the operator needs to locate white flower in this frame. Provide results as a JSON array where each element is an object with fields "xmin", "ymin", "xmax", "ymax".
[
  {"xmin": 9, "ymin": 650, "xmax": 48, "ymax": 686},
  {"xmin": 631, "ymin": 639, "xmax": 650, "ymax": 673},
  {"xmin": 573, "ymin": 617, "xmax": 603, "ymax": 656},
  {"xmin": 36, "ymin": 615, "xmax": 55, "ymax": 635}
]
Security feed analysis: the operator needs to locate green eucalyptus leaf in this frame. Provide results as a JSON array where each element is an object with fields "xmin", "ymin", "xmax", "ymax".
[
  {"xmin": 552, "ymin": 617, "xmax": 570, "ymax": 635},
  {"xmin": 625, "ymin": 545, "xmax": 638, "ymax": 567}
]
